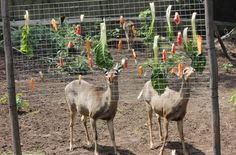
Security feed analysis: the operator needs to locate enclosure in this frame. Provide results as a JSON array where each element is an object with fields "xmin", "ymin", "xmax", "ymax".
[{"xmin": 0, "ymin": 0, "xmax": 236, "ymax": 155}]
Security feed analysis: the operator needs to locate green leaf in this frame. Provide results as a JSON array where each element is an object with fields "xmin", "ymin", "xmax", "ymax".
[
  {"xmin": 20, "ymin": 24, "xmax": 33, "ymax": 58},
  {"xmin": 94, "ymin": 42, "xmax": 114, "ymax": 69},
  {"xmin": 151, "ymin": 65, "xmax": 168, "ymax": 95},
  {"xmin": 144, "ymin": 3, "xmax": 156, "ymax": 45},
  {"xmin": 191, "ymin": 52, "xmax": 206, "ymax": 74},
  {"xmin": 94, "ymin": 20, "xmax": 114, "ymax": 70}
]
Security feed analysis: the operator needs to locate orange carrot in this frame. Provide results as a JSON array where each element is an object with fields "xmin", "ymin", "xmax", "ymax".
[
  {"xmin": 68, "ymin": 41, "xmax": 73, "ymax": 49},
  {"xmin": 76, "ymin": 24, "xmax": 81, "ymax": 35},
  {"xmin": 60, "ymin": 56, "xmax": 63, "ymax": 67},
  {"xmin": 177, "ymin": 32, "xmax": 182, "ymax": 46},
  {"xmin": 131, "ymin": 25, "xmax": 136, "ymax": 37},
  {"xmin": 170, "ymin": 67, "xmax": 177, "ymax": 75},
  {"xmin": 86, "ymin": 40, "xmax": 91, "ymax": 58},
  {"xmin": 178, "ymin": 63, "xmax": 184, "ymax": 76},
  {"xmin": 51, "ymin": 18, "xmax": 58, "ymax": 32},
  {"xmin": 88, "ymin": 57, "xmax": 93, "ymax": 68},
  {"xmin": 197, "ymin": 35, "xmax": 202, "ymax": 55},
  {"xmin": 39, "ymin": 71, "xmax": 44, "ymax": 82},
  {"xmin": 139, "ymin": 65, "xmax": 143, "ymax": 78},
  {"xmin": 30, "ymin": 78, "xmax": 35, "ymax": 91},
  {"xmin": 132, "ymin": 49, "xmax": 137, "ymax": 59},
  {"xmin": 120, "ymin": 16, "xmax": 124, "ymax": 27},
  {"xmin": 171, "ymin": 43, "xmax": 176, "ymax": 55},
  {"xmin": 118, "ymin": 39, "xmax": 123, "ymax": 50},
  {"xmin": 162, "ymin": 49, "xmax": 167, "ymax": 63},
  {"xmin": 124, "ymin": 58, "xmax": 128, "ymax": 69},
  {"xmin": 132, "ymin": 49, "xmax": 137, "ymax": 64},
  {"xmin": 174, "ymin": 12, "xmax": 180, "ymax": 25}
]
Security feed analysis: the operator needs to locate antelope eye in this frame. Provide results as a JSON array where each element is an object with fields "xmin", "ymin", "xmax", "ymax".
[
  {"xmin": 183, "ymin": 69, "xmax": 188, "ymax": 74},
  {"xmin": 105, "ymin": 71, "xmax": 108, "ymax": 76},
  {"xmin": 114, "ymin": 70, "xmax": 118, "ymax": 75}
]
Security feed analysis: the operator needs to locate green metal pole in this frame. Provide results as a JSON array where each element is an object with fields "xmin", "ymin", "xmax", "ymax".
[{"xmin": 1, "ymin": 0, "xmax": 22, "ymax": 154}]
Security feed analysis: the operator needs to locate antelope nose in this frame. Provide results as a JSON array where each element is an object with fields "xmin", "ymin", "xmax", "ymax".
[{"xmin": 109, "ymin": 73, "xmax": 114, "ymax": 82}]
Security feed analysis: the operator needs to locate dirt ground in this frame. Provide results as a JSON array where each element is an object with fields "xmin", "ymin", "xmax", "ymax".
[{"xmin": 0, "ymin": 39, "xmax": 236, "ymax": 155}]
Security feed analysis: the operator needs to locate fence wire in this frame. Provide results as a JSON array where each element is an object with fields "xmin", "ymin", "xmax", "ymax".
[{"xmin": 0, "ymin": 0, "xmax": 208, "ymax": 103}]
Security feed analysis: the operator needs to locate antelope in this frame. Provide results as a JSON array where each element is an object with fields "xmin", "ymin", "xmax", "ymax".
[
  {"xmin": 65, "ymin": 63, "xmax": 123, "ymax": 155},
  {"xmin": 120, "ymin": 19, "xmax": 136, "ymax": 50},
  {"xmin": 137, "ymin": 67, "xmax": 195, "ymax": 155}
]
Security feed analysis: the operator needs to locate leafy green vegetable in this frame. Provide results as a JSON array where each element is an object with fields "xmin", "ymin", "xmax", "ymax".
[
  {"xmin": 0, "ymin": 93, "xmax": 29, "ymax": 112},
  {"xmin": 150, "ymin": 35, "xmax": 169, "ymax": 95},
  {"xmin": 0, "ymin": 94, "xmax": 8, "ymax": 105},
  {"xmin": 144, "ymin": 2, "xmax": 156, "ymax": 45},
  {"xmin": 191, "ymin": 53, "xmax": 206, "ymax": 73},
  {"xmin": 94, "ymin": 20, "xmax": 114, "ymax": 69},
  {"xmin": 20, "ymin": 11, "xmax": 33, "ymax": 58},
  {"xmin": 139, "ymin": 9, "xmax": 151, "ymax": 21},
  {"xmin": 183, "ymin": 26, "xmax": 206, "ymax": 74},
  {"xmin": 229, "ymin": 90, "xmax": 236, "ymax": 111},
  {"xmin": 222, "ymin": 63, "xmax": 233, "ymax": 73},
  {"xmin": 166, "ymin": 5, "xmax": 174, "ymax": 41},
  {"xmin": 137, "ymin": 9, "xmax": 151, "ymax": 38},
  {"xmin": 153, "ymin": 35, "xmax": 160, "ymax": 64},
  {"xmin": 151, "ymin": 65, "xmax": 168, "ymax": 95},
  {"xmin": 191, "ymin": 12, "xmax": 198, "ymax": 43}
]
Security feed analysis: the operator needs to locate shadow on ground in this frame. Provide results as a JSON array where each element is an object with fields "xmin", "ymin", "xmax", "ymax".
[
  {"xmin": 82, "ymin": 144, "xmax": 136, "ymax": 155},
  {"xmin": 166, "ymin": 141, "xmax": 205, "ymax": 155}
]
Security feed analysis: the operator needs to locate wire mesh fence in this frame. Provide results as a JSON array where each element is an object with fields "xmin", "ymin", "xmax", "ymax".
[{"xmin": 0, "ymin": 0, "xmax": 208, "ymax": 104}]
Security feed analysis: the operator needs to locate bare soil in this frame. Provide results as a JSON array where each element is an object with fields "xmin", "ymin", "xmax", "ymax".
[{"xmin": 0, "ymin": 40, "xmax": 236, "ymax": 155}]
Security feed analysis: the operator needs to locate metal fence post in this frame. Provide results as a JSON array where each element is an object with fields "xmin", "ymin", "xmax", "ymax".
[
  {"xmin": 1, "ymin": 0, "xmax": 22, "ymax": 154},
  {"xmin": 205, "ymin": 0, "xmax": 221, "ymax": 155}
]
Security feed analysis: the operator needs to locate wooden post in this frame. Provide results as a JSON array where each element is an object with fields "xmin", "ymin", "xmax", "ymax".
[
  {"xmin": 1, "ymin": 0, "xmax": 22, "ymax": 155},
  {"xmin": 205, "ymin": 0, "xmax": 221, "ymax": 155}
]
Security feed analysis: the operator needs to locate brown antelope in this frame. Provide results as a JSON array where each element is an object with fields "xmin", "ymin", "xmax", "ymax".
[
  {"xmin": 137, "ymin": 67, "xmax": 195, "ymax": 155},
  {"xmin": 65, "ymin": 63, "xmax": 123, "ymax": 155}
]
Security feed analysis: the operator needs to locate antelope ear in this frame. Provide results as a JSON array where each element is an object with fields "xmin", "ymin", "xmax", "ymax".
[
  {"xmin": 114, "ymin": 63, "xmax": 119, "ymax": 70},
  {"xmin": 103, "ymin": 68, "xmax": 108, "ymax": 76},
  {"xmin": 116, "ymin": 63, "xmax": 123, "ymax": 73},
  {"xmin": 182, "ymin": 68, "xmax": 190, "ymax": 80}
]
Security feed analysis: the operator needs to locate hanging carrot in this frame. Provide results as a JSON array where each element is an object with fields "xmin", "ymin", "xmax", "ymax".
[
  {"xmin": 80, "ymin": 14, "xmax": 84, "ymax": 22},
  {"xmin": 51, "ymin": 18, "xmax": 58, "ymax": 32},
  {"xmin": 88, "ymin": 57, "xmax": 93, "ymax": 68},
  {"xmin": 131, "ymin": 25, "xmax": 136, "ymax": 37},
  {"xmin": 197, "ymin": 35, "xmax": 202, "ymax": 55},
  {"xmin": 60, "ymin": 55, "xmax": 63, "ymax": 67},
  {"xmin": 132, "ymin": 49, "xmax": 137, "ymax": 59},
  {"xmin": 118, "ymin": 39, "xmax": 123, "ymax": 50},
  {"xmin": 178, "ymin": 63, "xmax": 184, "ymax": 76},
  {"xmin": 39, "ymin": 71, "xmax": 44, "ymax": 82},
  {"xmin": 170, "ymin": 67, "xmax": 177, "ymax": 75},
  {"xmin": 120, "ymin": 15, "xmax": 124, "ymax": 27},
  {"xmin": 121, "ymin": 57, "xmax": 128, "ymax": 69},
  {"xmin": 132, "ymin": 49, "xmax": 137, "ymax": 64},
  {"xmin": 124, "ymin": 58, "xmax": 128, "ymax": 69},
  {"xmin": 174, "ymin": 12, "xmax": 180, "ymax": 25},
  {"xmin": 30, "ymin": 78, "xmax": 35, "ymax": 91},
  {"xmin": 76, "ymin": 24, "xmax": 81, "ymax": 35},
  {"xmin": 162, "ymin": 49, "xmax": 167, "ymax": 63},
  {"xmin": 68, "ymin": 41, "xmax": 73, "ymax": 49},
  {"xmin": 177, "ymin": 32, "xmax": 182, "ymax": 46},
  {"xmin": 86, "ymin": 40, "xmax": 91, "ymax": 58},
  {"xmin": 139, "ymin": 65, "xmax": 143, "ymax": 78},
  {"xmin": 171, "ymin": 43, "xmax": 176, "ymax": 55}
]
